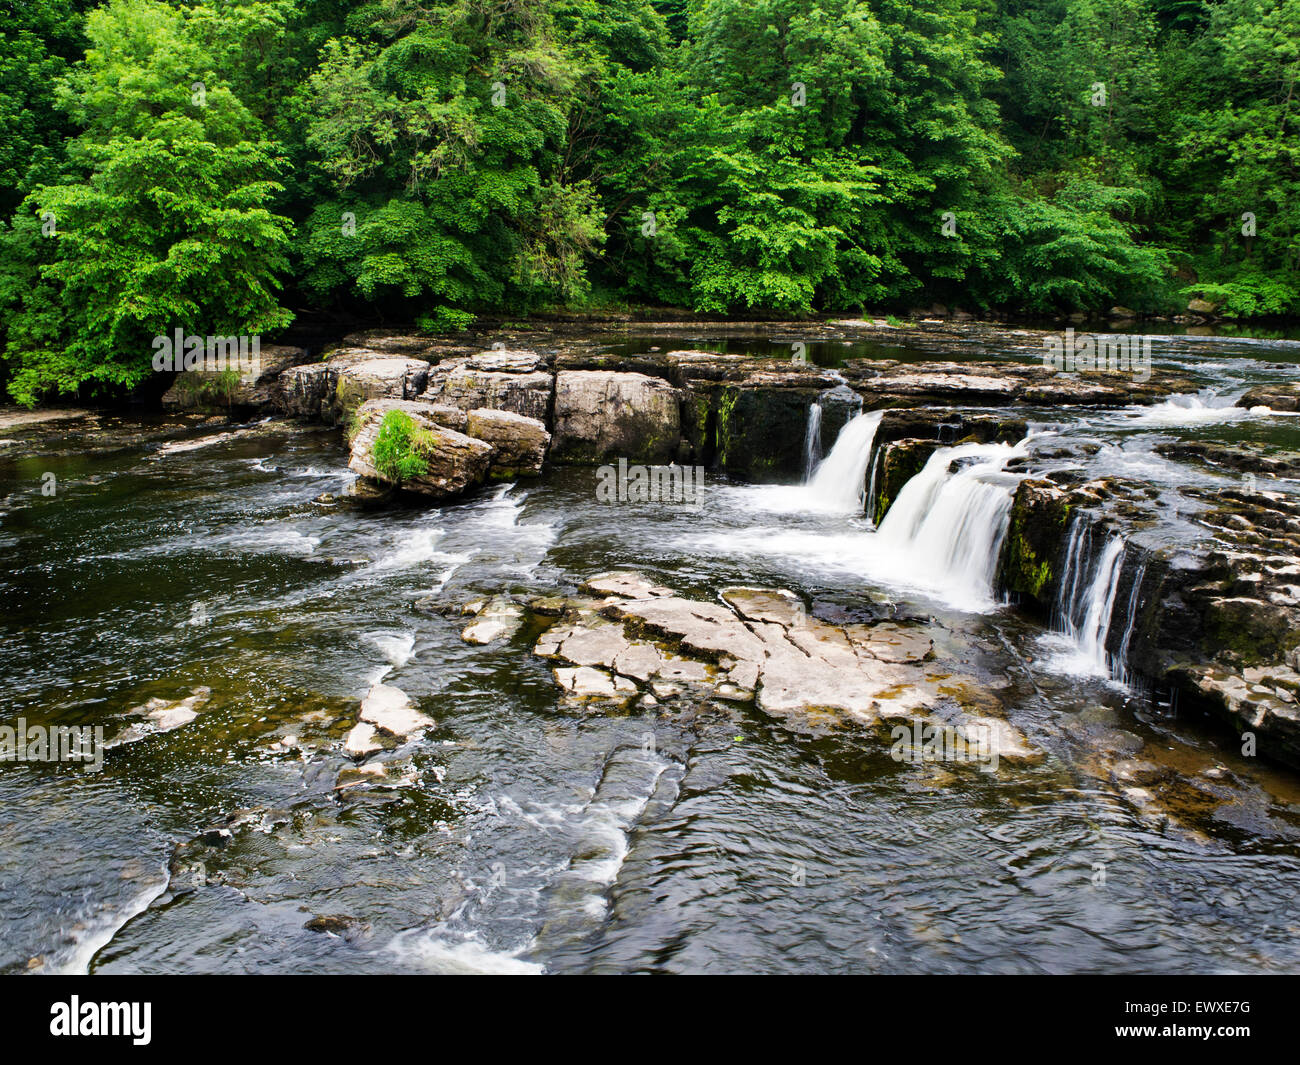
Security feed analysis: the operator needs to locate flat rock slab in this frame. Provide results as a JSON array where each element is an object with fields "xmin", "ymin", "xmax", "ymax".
[
  {"xmin": 461, "ymin": 598, "xmax": 524, "ymax": 645},
  {"xmin": 359, "ymin": 684, "xmax": 433, "ymax": 738},
  {"xmin": 582, "ymin": 572, "xmax": 675, "ymax": 600},
  {"xmin": 554, "ymin": 666, "xmax": 638, "ymax": 700},
  {"xmin": 721, "ymin": 586, "xmax": 806, "ymax": 627},
  {"xmin": 527, "ymin": 574, "xmax": 1033, "ymax": 761},
  {"xmin": 109, "ymin": 687, "xmax": 212, "ymax": 747}
]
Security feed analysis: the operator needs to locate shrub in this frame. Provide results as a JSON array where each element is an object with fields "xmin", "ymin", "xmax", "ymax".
[{"xmin": 372, "ymin": 409, "xmax": 430, "ymax": 483}]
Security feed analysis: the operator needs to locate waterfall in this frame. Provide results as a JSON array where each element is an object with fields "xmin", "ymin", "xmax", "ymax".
[
  {"xmin": 802, "ymin": 401, "xmax": 823, "ymax": 482},
  {"xmin": 1113, "ymin": 561, "xmax": 1148, "ymax": 685},
  {"xmin": 873, "ymin": 441, "xmax": 1025, "ymax": 607},
  {"xmin": 1052, "ymin": 520, "xmax": 1138, "ymax": 678},
  {"xmin": 804, "ymin": 410, "xmax": 885, "ymax": 513}
]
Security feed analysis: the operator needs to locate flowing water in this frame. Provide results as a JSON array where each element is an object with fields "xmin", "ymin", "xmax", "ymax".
[
  {"xmin": 4, "ymin": 329, "xmax": 1300, "ymax": 974},
  {"xmin": 804, "ymin": 410, "xmax": 883, "ymax": 513}
]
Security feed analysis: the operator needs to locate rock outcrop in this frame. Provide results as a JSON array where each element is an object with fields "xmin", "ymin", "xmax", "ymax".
[
  {"xmin": 525, "ymin": 571, "xmax": 1034, "ymax": 765},
  {"xmin": 162, "ymin": 344, "xmax": 307, "ymax": 415},
  {"xmin": 465, "ymin": 408, "xmax": 550, "ymax": 479},
  {"xmin": 551, "ymin": 370, "xmax": 683, "ymax": 464},
  {"xmin": 345, "ymin": 398, "xmax": 549, "ymax": 499}
]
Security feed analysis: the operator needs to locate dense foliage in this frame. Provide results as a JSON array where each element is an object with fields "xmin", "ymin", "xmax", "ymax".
[{"xmin": 2, "ymin": 0, "xmax": 1297, "ymax": 403}]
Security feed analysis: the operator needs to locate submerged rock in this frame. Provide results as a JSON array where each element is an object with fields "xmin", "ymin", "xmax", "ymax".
[{"xmin": 109, "ymin": 687, "xmax": 212, "ymax": 747}]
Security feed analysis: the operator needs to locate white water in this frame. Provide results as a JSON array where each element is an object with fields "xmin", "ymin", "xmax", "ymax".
[
  {"xmin": 804, "ymin": 410, "xmax": 885, "ymax": 512},
  {"xmin": 1127, "ymin": 390, "xmax": 1258, "ymax": 427},
  {"xmin": 1044, "ymin": 522, "xmax": 1129, "ymax": 678},
  {"xmin": 47, "ymin": 873, "xmax": 170, "ymax": 974},
  {"xmin": 874, "ymin": 442, "xmax": 1027, "ymax": 610},
  {"xmin": 802, "ymin": 402, "xmax": 823, "ymax": 481},
  {"xmin": 696, "ymin": 437, "xmax": 1026, "ymax": 611}
]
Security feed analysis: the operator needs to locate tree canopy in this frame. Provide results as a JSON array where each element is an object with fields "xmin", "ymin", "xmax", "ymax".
[{"xmin": 2, "ymin": 0, "xmax": 1297, "ymax": 403}]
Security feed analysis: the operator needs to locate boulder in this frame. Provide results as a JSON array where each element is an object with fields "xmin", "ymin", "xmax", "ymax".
[
  {"xmin": 465, "ymin": 408, "xmax": 549, "ymax": 478},
  {"xmin": 1236, "ymin": 384, "xmax": 1300, "ymax": 412},
  {"xmin": 552, "ymin": 370, "xmax": 682, "ymax": 464},
  {"xmin": 329, "ymin": 357, "xmax": 431, "ymax": 424},
  {"xmin": 427, "ymin": 355, "xmax": 553, "ymax": 422},
  {"xmin": 347, "ymin": 399, "xmax": 494, "ymax": 500},
  {"xmin": 277, "ymin": 363, "xmax": 332, "ymax": 419}
]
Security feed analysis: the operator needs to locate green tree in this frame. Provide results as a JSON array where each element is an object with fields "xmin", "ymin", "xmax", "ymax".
[{"xmin": 2, "ymin": 0, "xmax": 294, "ymax": 405}]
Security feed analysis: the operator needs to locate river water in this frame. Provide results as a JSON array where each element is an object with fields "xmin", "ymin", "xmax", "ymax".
[{"xmin": 2, "ymin": 327, "xmax": 1300, "ymax": 974}]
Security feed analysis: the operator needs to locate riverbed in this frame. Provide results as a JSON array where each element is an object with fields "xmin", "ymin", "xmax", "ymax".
[{"xmin": 3, "ymin": 324, "xmax": 1300, "ymax": 974}]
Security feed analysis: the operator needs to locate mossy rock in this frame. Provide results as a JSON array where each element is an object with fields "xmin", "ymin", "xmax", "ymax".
[
  {"xmin": 713, "ymin": 385, "xmax": 821, "ymax": 480},
  {"xmin": 872, "ymin": 439, "xmax": 942, "ymax": 524},
  {"xmin": 994, "ymin": 479, "xmax": 1074, "ymax": 612}
]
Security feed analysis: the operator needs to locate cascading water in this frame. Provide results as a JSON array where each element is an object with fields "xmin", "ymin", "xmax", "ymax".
[
  {"xmin": 802, "ymin": 401, "xmax": 823, "ymax": 482},
  {"xmin": 804, "ymin": 410, "xmax": 885, "ymax": 513},
  {"xmin": 1113, "ymin": 560, "xmax": 1148, "ymax": 685},
  {"xmin": 872, "ymin": 441, "xmax": 1026, "ymax": 609},
  {"xmin": 1049, "ymin": 519, "xmax": 1137, "ymax": 679}
]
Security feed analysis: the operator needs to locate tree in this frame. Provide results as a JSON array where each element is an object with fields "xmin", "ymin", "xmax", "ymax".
[{"xmin": 2, "ymin": 0, "xmax": 294, "ymax": 406}]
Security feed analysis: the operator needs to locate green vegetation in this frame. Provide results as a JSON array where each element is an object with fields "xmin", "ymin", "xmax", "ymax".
[
  {"xmin": 172, "ymin": 367, "xmax": 243, "ymax": 410},
  {"xmin": 2, "ymin": 0, "xmax": 1298, "ymax": 405},
  {"xmin": 372, "ymin": 409, "xmax": 431, "ymax": 483}
]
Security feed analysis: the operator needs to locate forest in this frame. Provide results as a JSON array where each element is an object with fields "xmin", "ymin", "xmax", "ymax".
[{"xmin": 0, "ymin": 0, "xmax": 1297, "ymax": 405}]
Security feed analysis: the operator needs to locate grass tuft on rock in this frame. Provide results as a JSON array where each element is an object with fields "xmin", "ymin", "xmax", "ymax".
[{"xmin": 373, "ymin": 409, "xmax": 432, "ymax": 483}]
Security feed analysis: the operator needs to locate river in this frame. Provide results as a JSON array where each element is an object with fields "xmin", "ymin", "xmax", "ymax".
[{"xmin": 3, "ymin": 324, "xmax": 1300, "ymax": 973}]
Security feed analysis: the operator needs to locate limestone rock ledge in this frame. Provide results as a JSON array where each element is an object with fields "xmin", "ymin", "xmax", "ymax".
[{"xmin": 526, "ymin": 571, "xmax": 1036, "ymax": 765}]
